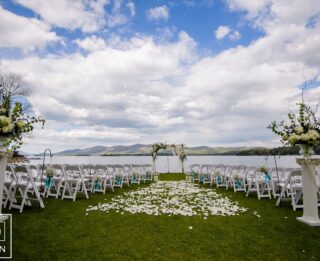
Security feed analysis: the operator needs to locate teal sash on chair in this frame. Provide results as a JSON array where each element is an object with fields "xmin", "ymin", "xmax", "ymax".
[
  {"xmin": 191, "ymin": 171, "xmax": 198, "ymax": 180},
  {"xmin": 115, "ymin": 177, "xmax": 122, "ymax": 186},
  {"xmin": 146, "ymin": 171, "xmax": 152, "ymax": 179},
  {"xmin": 235, "ymin": 179, "xmax": 242, "ymax": 189},
  {"xmin": 95, "ymin": 181, "xmax": 102, "ymax": 190},
  {"xmin": 45, "ymin": 177, "xmax": 53, "ymax": 189},
  {"xmin": 264, "ymin": 173, "xmax": 271, "ymax": 183}
]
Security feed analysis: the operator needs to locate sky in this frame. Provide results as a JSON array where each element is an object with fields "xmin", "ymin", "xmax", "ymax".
[{"xmin": 0, "ymin": 0, "xmax": 320, "ymax": 153}]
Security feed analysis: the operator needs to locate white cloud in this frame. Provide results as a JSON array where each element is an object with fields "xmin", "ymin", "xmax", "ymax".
[
  {"xmin": 147, "ymin": 5, "xmax": 169, "ymax": 21},
  {"xmin": 225, "ymin": 0, "xmax": 320, "ymax": 29},
  {"xmin": 15, "ymin": 0, "xmax": 134, "ymax": 32},
  {"xmin": 127, "ymin": 1, "xmax": 135, "ymax": 17},
  {"xmin": 0, "ymin": 6, "xmax": 60, "ymax": 52},
  {"xmin": 229, "ymin": 30, "xmax": 241, "ymax": 40},
  {"xmin": 74, "ymin": 36, "xmax": 106, "ymax": 52},
  {"xmin": 226, "ymin": 0, "xmax": 271, "ymax": 18},
  {"xmin": 215, "ymin": 26, "xmax": 231, "ymax": 40},
  {"xmin": 15, "ymin": 0, "xmax": 108, "ymax": 32},
  {"xmin": 2, "ymin": 0, "xmax": 320, "ymax": 152},
  {"xmin": 215, "ymin": 26, "xmax": 241, "ymax": 41}
]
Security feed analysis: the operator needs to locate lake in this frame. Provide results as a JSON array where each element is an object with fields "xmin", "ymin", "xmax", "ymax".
[{"xmin": 30, "ymin": 155, "xmax": 301, "ymax": 173}]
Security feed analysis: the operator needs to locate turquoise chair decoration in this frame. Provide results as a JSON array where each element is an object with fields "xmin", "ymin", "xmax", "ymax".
[
  {"xmin": 191, "ymin": 171, "xmax": 198, "ymax": 181},
  {"xmin": 264, "ymin": 173, "xmax": 271, "ymax": 183},
  {"xmin": 115, "ymin": 177, "xmax": 122, "ymax": 186},
  {"xmin": 146, "ymin": 171, "xmax": 152, "ymax": 180},
  {"xmin": 45, "ymin": 177, "xmax": 53, "ymax": 189},
  {"xmin": 95, "ymin": 181, "xmax": 102, "ymax": 190},
  {"xmin": 235, "ymin": 179, "xmax": 243, "ymax": 189}
]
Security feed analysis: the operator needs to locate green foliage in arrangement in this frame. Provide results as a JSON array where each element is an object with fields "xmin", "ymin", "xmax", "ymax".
[{"xmin": 0, "ymin": 97, "xmax": 45, "ymax": 150}]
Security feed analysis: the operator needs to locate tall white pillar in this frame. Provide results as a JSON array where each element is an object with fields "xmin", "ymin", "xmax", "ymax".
[
  {"xmin": 296, "ymin": 157, "xmax": 320, "ymax": 226},
  {"xmin": 0, "ymin": 150, "xmax": 9, "ymax": 221}
]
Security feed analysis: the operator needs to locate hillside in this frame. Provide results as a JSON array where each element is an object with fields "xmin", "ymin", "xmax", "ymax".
[{"xmin": 54, "ymin": 144, "xmax": 265, "ymax": 156}]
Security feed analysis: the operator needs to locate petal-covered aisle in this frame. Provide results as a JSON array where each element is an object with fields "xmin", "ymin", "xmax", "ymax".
[{"xmin": 86, "ymin": 181, "xmax": 247, "ymax": 217}]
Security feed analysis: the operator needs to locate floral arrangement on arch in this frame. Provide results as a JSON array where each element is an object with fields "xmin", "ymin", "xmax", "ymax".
[
  {"xmin": 177, "ymin": 144, "xmax": 187, "ymax": 161},
  {"xmin": 268, "ymin": 102, "xmax": 320, "ymax": 147},
  {"xmin": 0, "ymin": 95, "xmax": 45, "ymax": 150},
  {"xmin": 152, "ymin": 143, "xmax": 167, "ymax": 159}
]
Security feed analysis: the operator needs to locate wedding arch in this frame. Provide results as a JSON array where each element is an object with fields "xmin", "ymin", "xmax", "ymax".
[{"xmin": 152, "ymin": 143, "xmax": 187, "ymax": 173}]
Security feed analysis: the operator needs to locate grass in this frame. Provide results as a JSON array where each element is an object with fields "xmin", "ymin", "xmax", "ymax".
[{"xmin": 5, "ymin": 173, "xmax": 320, "ymax": 260}]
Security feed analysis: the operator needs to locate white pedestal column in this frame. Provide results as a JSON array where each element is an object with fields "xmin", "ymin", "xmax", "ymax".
[
  {"xmin": 0, "ymin": 150, "xmax": 9, "ymax": 221},
  {"xmin": 296, "ymin": 157, "xmax": 320, "ymax": 226}
]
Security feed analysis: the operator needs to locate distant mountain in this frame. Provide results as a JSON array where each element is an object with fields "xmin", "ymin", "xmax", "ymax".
[
  {"xmin": 54, "ymin": 144, "xmax": 265, "ymax": 156},
  {"xmin": 54, "ymin": 149, "xmax": 83, "ymax": 156}
]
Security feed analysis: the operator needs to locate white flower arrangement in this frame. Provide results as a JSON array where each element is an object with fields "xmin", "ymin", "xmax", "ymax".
[
  {"xmin": 259, "ymin": 166, "xmax": 268, "ymax": 174},
  {"xmin": 269, "ymin": 102, "xmax": 320, "ymax": 147},
  {"xmin": 45, "ymin": 167, "xmax": 55, "ymax": 177}
]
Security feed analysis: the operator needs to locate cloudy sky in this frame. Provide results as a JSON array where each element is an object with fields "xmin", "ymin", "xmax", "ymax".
[{"xmin": 0, "ymin": 0, "xmax": 320, "ymax": 153}]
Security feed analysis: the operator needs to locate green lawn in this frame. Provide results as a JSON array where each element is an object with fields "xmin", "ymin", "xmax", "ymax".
[{"xmin": 5, "ymin": 173, "xmax": 320, "ymax": 260}]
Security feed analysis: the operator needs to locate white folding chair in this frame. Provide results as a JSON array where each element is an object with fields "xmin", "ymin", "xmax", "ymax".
[
  {"xmin": 268, "ymin": 167, "xmax": 286, "ymax": 198},
  {"xmin": 213, "ymin": 165, "xmax": 228, "ymax": 188},
  {"xmin": 131, "ymin": 164, "xmax": 142, "ymax": 184},
  {"xmin": 92, "ymin": 165, "xmax": 114, "ymax": 193},
  {"xmin": 61, "ymin": 165, "xmax": 89, "ymax": 201},
  {"xmin": 276, "ymin": 169, "xmax": 304, "ymax": 211},
  {"xmin": 231, "ymin": 165, "xmax": 247, "ymax": 192},
  {"xmin": 81, "ymin": 164, "xmax": 96, "ymax": 192},
  {"xmin": 44, "ymin": 164, "xmax": 65, "ymax": 198},
  {"xmin": 9, "ymin": 165, "xmax": 45, "ymax": 213},
  {"xmin": 246, "ymin": 167, "xmax": 272, "ymax": 199},
  {"xmin": 189, "ymin": 164, "xmax": 200, "ymax": 182},
  {"xmin": 3, "ymin": 165, "xmax": 17, "ymax": 208},
  {"xmin": 113, "ymin": 165, "xmax": 128, "ymax": 188},
  {"xmin": 225, "ymin": 165, "xmax": 237, "ymax": 190},
  {"xmin": 143, "ymin": 164, "xmax": 153, "ymax": 182},
  {"xmin": 199, "ymin": 165, "xmax": 211, "ymax": 185}
]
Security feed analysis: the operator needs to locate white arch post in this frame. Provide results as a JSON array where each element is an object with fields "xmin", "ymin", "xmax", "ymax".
[{"xmin": 152, "ymin": 143, "xmax": 187, "ymax": 174}]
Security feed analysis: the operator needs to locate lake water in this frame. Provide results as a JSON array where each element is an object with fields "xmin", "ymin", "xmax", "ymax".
[{"xmin": 29, "ymin": 155, "xmax": 301, "ymax": 173}]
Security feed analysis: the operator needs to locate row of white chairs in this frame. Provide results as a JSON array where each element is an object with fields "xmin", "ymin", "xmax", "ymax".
[
  {"xmin": 3, "ymin": 163, "xmax": 153, "ymax": 213},
  {"xmin": 188, "ymin": 164, "xmax": 320, "ymax": 211}
]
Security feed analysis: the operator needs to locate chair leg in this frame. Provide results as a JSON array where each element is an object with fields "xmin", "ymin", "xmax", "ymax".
[
  {"xmin": 19, "ymin": 188, "xmax": 29, "ymax": 213},
  {"xmin": 34, "ymin": 187, "xmax": 45, "ymax": 208},
  {"xmin": 73, "ymin": 182, "xmax": 79, "ymax": 202},
  {"xmin": 61, "ymin": 183, "xmax": 67, "ymax": 200},
  {"xmin": 4, "ymin": 185, "xmax": 13, "ymax": 208},
  {"xmin": 82, "ymin": 181, "xmax": 89, "ymax": 199}
]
